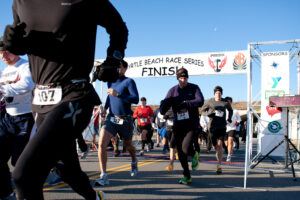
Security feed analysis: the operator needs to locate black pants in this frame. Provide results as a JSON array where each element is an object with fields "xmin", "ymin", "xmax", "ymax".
[
  {"xmin": 174, "ymin": 127, "xmax": 196, "ymax": 179},
  {"xmin": 13, "ymin": 100, "xmax": 96, "ymax": 200},
  {"xmin": 0, "ymin": 113, "xmax": 34, "ymax": 198}
]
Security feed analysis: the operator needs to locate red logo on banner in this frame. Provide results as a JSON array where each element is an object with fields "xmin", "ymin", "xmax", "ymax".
[{"xmin": 266, "ymin": 106, "xmax": 282, "ymax": 117}]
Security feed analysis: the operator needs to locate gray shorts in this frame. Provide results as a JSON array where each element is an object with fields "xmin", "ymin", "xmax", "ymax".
[{"xmin": 102, "ymin": 115, "xmax": 133, "ymax": 141}]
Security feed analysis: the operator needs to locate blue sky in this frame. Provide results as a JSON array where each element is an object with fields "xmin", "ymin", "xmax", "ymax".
[{"xmin": 1, "ymin": 0, "xmax": 300, "ymax": 105}]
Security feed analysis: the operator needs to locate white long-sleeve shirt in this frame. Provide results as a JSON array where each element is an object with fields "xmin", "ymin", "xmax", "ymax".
[
  {"xmin": 0, "ymin": 58, "xmax": 34, "ymax": 116},
  {"xmin": 226, "ymin": 108, "xmax": 241, "ymax": 132}
]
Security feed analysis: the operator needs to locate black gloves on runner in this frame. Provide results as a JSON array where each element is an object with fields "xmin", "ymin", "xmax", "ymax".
[
  {"xmin": 3, "ymin": 23, "xmax": 28, "ymax": 55},
  {"xmin": 176, "ymin": 101, "xmax": 187, "ymax": 110},
  {"xmin": 92, "ymin": 57, "xmax": 121, "ymax": 82}
]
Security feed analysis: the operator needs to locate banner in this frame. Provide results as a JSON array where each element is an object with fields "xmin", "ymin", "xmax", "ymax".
[
  {"xmin": 124, "ymin": 50, "xmax": 249, "ymax": 78},
  {"xmin": 259, "ymin": 51, "xmax": 290, "ymax": 156}
]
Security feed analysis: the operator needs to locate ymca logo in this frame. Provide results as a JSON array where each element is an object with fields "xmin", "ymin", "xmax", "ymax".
[
  {"xmin": 208, "ymin": 56, "xmax": 227, "ymax": 72},
  {"xmin": 271, "ymin": 77, "xmax": 281, "ymax": 88}
]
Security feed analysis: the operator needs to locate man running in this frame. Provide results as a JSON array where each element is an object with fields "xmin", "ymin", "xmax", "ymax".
[
  {"xmin": 96, "ymin": 60, "xmax": 139, "ymax": 186},
  {"xmin": 153, "ymin": 104, "xmax": 168, "ymax": 154},
  {"xmin": 201, "ymin": 86, "xmax": 233, "ymax": 174},
  {"xmin": 0, "ymin": 38, "xmax": 34, "ymax": 200},
  {"xmin": 160, "ymin": 68, "xmax": 204, "ymax": 184},
  {"xmin": 133, "ymin": 97, "xmax": 154, "ymax": 155},
  {"xmin": 224, "ymin": 96, "xmax": 241, "ymax": 162},
  {"xmin": 2, "ymin": 0, "xmax": 128, "ymax": 199}
]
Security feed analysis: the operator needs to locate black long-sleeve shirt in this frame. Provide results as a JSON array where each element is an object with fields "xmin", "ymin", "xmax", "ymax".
[
  {"xmin": 160, "ymin": 83, "xmax": 204, "ymax": 129},
  {"xmin": 11, "ymin": 0, "xmax": 128, "ymax": 112}
]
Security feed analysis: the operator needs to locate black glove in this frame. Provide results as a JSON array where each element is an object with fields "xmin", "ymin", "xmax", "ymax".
[
  {"xmin": 92, "ymin": 57, "xmax": 121, "ymax": 82},
  {"xmin": 177, "ymin": 101, "xmax": 187, "ymax": 110},
  {"xmin": 227, "ymin": 118, "xmax": 232, "ymax": 123},
  {"xmin": 3, "ymin": 23, "xmax": 27, "ymax": 55}
]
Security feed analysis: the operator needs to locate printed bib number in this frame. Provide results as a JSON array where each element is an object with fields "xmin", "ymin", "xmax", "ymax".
[
  {"xmin": 177, "ymin": 110, "xmax": 189, "ymax": 120},
  {"xmin": 167, "ymin": 119, "xmax": 174, "ymax": 126},
  {"xmin": 33, "ymin": 87, "xmax": 62, "ymax": 105},
  {"xmin": 140, "ymin": 118, "xmax": 148, "ymax": 123},
  {"xmin": 110, "ymin": 116, "xmax": 124, "ymax": 125},
  {"xmin": 215, "ymin": 110, "xmax": 224, "ymax": 117}
]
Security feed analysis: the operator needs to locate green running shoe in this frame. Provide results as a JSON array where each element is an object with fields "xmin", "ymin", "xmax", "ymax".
[
  {"xmin": 178, "ymin": 176, "xmax": 192, "ymax": 185},
  {"xmin": 192, "ymin": 151, "xmax": 199, "ymax": 170}
]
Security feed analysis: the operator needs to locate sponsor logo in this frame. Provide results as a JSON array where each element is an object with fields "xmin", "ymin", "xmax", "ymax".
[
  {"xmin": 208, "ymin": 55, "xmax": 227, "ymax": 72},
  {"xmin": 271, "ymin": 61, "xmax": 279, "ymax": 69},
  {"xmin": 271, "ymin": 77, "xmax": 281, "ymax": 88},
  {"xmin": 233, "ymin": 52, "xmax": 247, "ymax": 70},
  {"xmin": 265, "ymin": 90, "xmax": 285, "ymax": 100},
  {"xmin": 266, "ymin": 106, "xmax": 282, "ymax": 117},
  {"xmin": 267, "ymin": 121, "xmax": 282, "ymax": 133}
]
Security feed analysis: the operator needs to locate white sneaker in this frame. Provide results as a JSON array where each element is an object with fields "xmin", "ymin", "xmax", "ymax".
[
  {"xmin": 94, "ymin": 174, "xmax": 109, "ymax": 186},
  {"xmin": 226, "ymin": 155, "xmax": 231, "ymax": 162},
  {"xmin": 130, "ymin": 160, "xmax": 138, "ymax": 177},
  {"xmin": 139, "ymin": 150, "xmax": 144, "ymax": 156},
  {"xmin": 80, "ymin": 149, "xmax": 89, "ymax": 159}
]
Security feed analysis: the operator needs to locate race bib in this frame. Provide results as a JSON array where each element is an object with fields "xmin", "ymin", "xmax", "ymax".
[
  {"xmin": 32, "ymin": 86, "xmax": 62, "ymax": 105},
  {"xmin": 215, "ymin": 110, "xmax": 224, "ymax": 117},
  {"xmin": 167, "ymin": 119, "xmax": 174, "ymax": 126},
  {"xmin": 110, "ymin": 116, "xmax": 124, "ymax": 125},
  {"xmin": 177, "ymin": 110, "xmax": 189, "ymax": 120},
  {"xmin": 140, "ymin": 118, "xmax": 148, "ymax": 123}
]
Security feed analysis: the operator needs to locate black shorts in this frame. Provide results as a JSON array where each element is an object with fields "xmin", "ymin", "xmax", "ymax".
[
  {"xmin": 137, "ymin": 123, "xmax": 152, "ymax": 133},
  {"xmin": 210, "ymin": 128, "xmax": 226, "ymax": 146},
  {"xmin": 224, "ymin": 130, "xmax": 235, "ymax": 141}
]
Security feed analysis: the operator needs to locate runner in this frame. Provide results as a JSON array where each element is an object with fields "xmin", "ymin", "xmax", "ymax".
[
  {"xmin": 0, "ymin": 39, "xmax": 34, "ymax": 200},
  {"xmin": 160, "ymin": 68, "xmax": 204, "ymax": 184},
  {"xmin": 2, "ymin": 0, "xmax": 128, "ymax": 199},
  {"xmin": 96, "ymin": 60, "xmax": 139, "ymax": 186},
  {"xmin": 133, "ymin": 97, "xmax": 154, "ymax": 156},
  {"xmin": 164, "ymin": 107, "xmax": 177, "ymax": 172},
  {"xmin": 153, "ymin": 103, "xmax": 168, "ymax": 154},
  {"xmin": 224, "ymin": 96, "xmax": 241, "ymax": 162},
  {"xmin": 201, "ymin": 86, "xmax": 233, "ymax": 174}
]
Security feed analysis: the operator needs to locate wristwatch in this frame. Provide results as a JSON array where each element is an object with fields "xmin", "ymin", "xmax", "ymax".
[{"xmin": 112, "ymin": 50, "xmax": 123, "ymax": 60}]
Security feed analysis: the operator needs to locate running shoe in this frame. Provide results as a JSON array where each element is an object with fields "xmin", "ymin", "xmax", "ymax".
[
  {"xmin": 139, "ymin": 150, "xmax": 144, "ymax": 156},
  {"xmin": 49, "ymin": 174, "xmax": 62, "ymax": 186},
  {"xmin": 156, "ymin": 143, "xmax": 160, "ymax": 147},
  {"xmin": 216, "ymin": 165, "xmax": 222, "ymax": 174},
  {"xmin": 130, "ymin": 160, "xmax": 138, "ymax": 176},
  {"xmin": 2, "ymin": 192, "xmax": 17, "ymax": 200},
  {"xmin": 165, "ymin": 164, "xmax": 174, "ymax": 172},
  {"xmin": 114, "ymin": 149, "xmax": 120, "ymax": 157},
  {"xmin": 226, "ymin": 154, "xmax": 231, "ymax": 162},
  {"xmin": 94, "ymin": 174, "xmax": 109, "ymax": 186},
  {"xmin": 175, "ymin": 153, "xmax": 179, "ymax": 160},
  {"xmin": 96, "ymin": 191, "xmax": 106, "ymax": 200},
  {"xmin": 80, "ymin": 149, "xmax": 89, "ymax": 159},
  {"xmin": 191, "ymin": 151, "xmax": 199, "ymax": 170},
  {"xmin": 178, "ymin": 176, "xmax": 192, "ymax": 185}
]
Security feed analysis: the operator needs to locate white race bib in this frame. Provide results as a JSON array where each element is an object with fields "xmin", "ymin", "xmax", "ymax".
[
  {"xmin": 177, "ymin": 110, "xmax": 189, "ymax": 120},
  {"xmin": 215, "ymin": 110, "xmax": 224, "ymax": 117},
  {"xmin": 140, "ymin": 118, "xmax": 148, "ymax": 123},
  {"xmin": 110, "ymin": 116, "xmax": 124, "ymax": 125},
  {"xmin": 33, "ymin": 86, "xmax": 62, "ymax": 105}
]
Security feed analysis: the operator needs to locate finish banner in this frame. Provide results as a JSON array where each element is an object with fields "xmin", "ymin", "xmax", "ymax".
[
  {"xmin": 124, "ymin": 50, "xmax": 249, "ymax": 78},
  {"xmin": 259, "ymin": 51, "xmax": 290, "ymax": 156}
]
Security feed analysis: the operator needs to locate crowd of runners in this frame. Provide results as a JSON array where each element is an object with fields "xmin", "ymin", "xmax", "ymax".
[{"xmin": 0, "ymin": 1, "xmax": 244, "ymax": 200}]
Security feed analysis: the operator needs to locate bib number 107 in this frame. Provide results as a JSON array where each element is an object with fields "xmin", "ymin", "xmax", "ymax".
[{"xmin": 33, "ymin": 87, "xmax": 62, "ymax": 105}]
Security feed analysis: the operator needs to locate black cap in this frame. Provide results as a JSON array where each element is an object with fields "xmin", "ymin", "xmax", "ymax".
[
  {"xmin": 0, "ymin": 37, "xmax": 7, "ymax": 51},
  {"xmin": 140, "ymin": 97, "xmax": 146, "ymax": 101}
]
